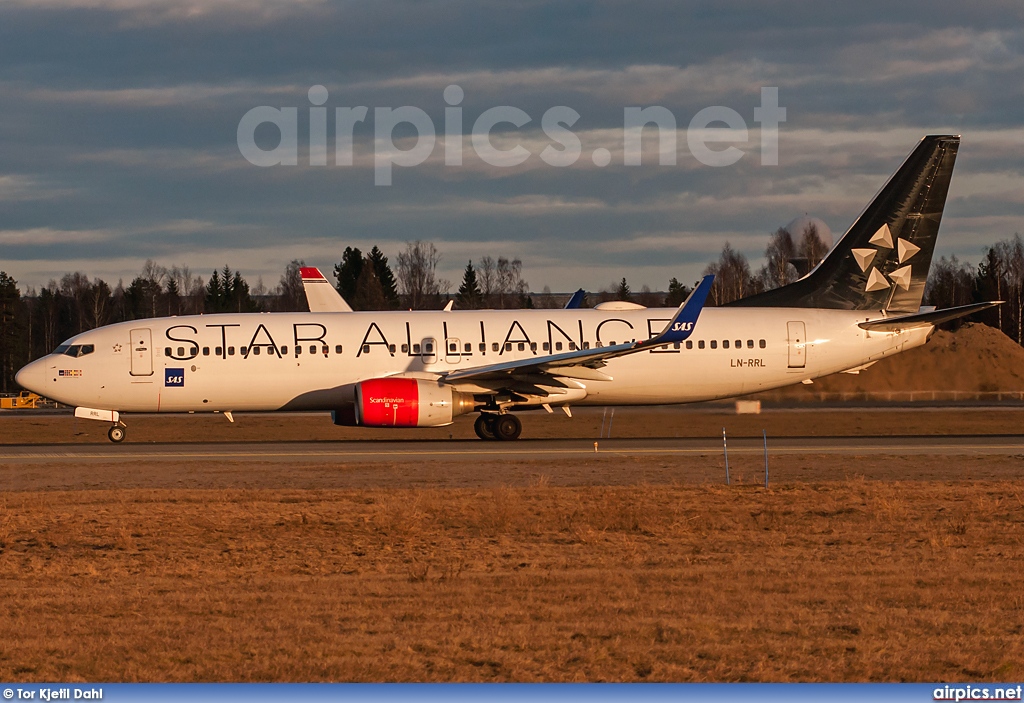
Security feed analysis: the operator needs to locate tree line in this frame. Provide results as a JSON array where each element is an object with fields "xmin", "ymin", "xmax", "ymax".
[{"xmin": 2, "ymin": 228, "xmax": 1024, "ymax": 392}]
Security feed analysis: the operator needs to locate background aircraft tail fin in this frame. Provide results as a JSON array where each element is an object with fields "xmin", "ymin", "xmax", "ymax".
[{"xmin": 731, "ymin": 135, "xmax": 960, "ymax": 312}]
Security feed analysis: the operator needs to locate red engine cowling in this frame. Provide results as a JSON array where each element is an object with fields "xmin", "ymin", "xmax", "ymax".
[{"xmin": 355, "ymin": 378, "xmax": 475, "ymax": 427}]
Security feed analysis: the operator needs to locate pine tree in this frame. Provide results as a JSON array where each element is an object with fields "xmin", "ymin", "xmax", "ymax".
[
  {"xmin": 334, "ymin": 247, "xmax": 363, "ymax": 302},
  {"xmin": 353, "ymin": 261, "xmax": 387, "ymax": 310},
  {"xmin": 367, "ymin": 246, "xmax": 400, "ymax": 309},
  {"xmin": 665, "ymin": 277, "xmax": 691, "ymax": 306},
  {"xmin": 615, "ymin": 277, "xmax": 632, "ymax": 302},
  {"xmin": 205, "ymin": 269, "xmax": 224, "ymax": 312},
  {"xmin": 0, "ymin": 272, "xmax": 25, "ymax": 393},
  {"xmin": 456, "ymin": 261, "xmax": 482, "ymax": 309}
]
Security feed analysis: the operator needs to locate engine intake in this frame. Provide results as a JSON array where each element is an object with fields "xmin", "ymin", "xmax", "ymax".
[{"xmin": 355, "ymin": 377, "xmax": 475, "ymax": 427}]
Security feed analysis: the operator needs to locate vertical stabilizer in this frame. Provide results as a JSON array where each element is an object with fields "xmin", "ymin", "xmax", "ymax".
[{"xmin": 731, "ymin": 135, "xmax": 960, "ymax": 312}]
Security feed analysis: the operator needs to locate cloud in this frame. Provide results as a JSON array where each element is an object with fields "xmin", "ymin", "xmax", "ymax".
[{"xmin": 0, "ymin": 2, "xmax": 1022, "ymax": 292}]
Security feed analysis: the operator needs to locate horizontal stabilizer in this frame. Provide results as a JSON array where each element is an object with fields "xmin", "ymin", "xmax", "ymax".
[
  {"xmin": 858, "ymin": 301, "xmax": 1001, "ymax": 331},
  {"xmin": 300, "ymin": 267, "xmax": 353, "ymax": 313}
]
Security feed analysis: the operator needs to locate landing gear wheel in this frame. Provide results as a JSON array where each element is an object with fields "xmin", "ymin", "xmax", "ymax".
[
  {"xmin": 107, "ymin": 425, "xmax": 126, "ymax": 443},
  {"xmin": 493, "ymin": 414, "xmax": 522, "ymax": 441},
  {"xmin": 474, "ymin": 414, "xmax": 497, "ymax": 440}
]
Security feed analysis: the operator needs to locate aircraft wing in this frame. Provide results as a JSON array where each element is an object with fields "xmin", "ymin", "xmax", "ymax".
[
  {"xmin": 443, "ymin": 275, "xmax": 714, "ymax": 386},
  {"xmin": 301, "ymin": 267, "xmax": 353, "ymax": 313},
  {"xmin": 859, "ymin": 301, "xmax": 1001, "ymax": 331}
]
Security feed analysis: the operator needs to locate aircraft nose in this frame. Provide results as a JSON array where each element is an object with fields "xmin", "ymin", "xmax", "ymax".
[{"xmin": 15, "ymin": 359, "xmax": 46, "ymax": 394}]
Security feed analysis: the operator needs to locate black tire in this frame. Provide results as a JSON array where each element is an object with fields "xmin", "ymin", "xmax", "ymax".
[
  {"xmin": 474, "ymin": 414, "xmax": 497, "ymax": 440},
  {"xmin": 493, "ymin": 414, "xmax": 522, "ymax": 441},
  {"xmin": 108, "ymin": 426, "xmax": 126, "ymax": 443}
]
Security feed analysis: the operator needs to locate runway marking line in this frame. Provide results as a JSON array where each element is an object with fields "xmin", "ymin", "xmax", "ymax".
[{"xmin": 2, "ymin": 443, "xmax": 1024, "ymax": 461}]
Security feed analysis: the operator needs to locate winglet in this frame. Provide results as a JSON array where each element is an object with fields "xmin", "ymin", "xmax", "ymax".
[
  {"xmin": 564, "ymin": 289, "xmax": 586, "ymax": 309},
  {"xmin": 300, "ymin": 267, "xmax": 327, "ymax": 281},
  {"xmin": 300, "ymin": 266, "xmax": 353, "ymax": 313},
  {"xmin": 642, "ymin": 275, "xmax": 714, "ymax": 346}
]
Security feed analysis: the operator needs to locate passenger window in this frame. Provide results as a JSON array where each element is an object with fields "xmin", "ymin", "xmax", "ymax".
[
  {"xmin": 543, "ymin": 342, "xmax": 550, "ymax": 351},
  {"xmin": 294, "ymin": 345, "xmax": 301, "ymax": 356},
  {"xmin": 228, "ymin": 346, "xmax": 235, "ymax": 356},
  {"xmin": 492, "ymin": 343, "xmax": 499, "ymax": 352},
  {"xmin": 190, "ymin": 346, "xmax": 197, "ymax": 356},
  {"xmin": 253, "ymin": 347, "xmax": 261, "ymax": 356},
  {"xmin": 414, "ymin": 343, "xmax": 421, "ymax": 354},
  {"xmin": 698, "ymin": 340, "xmax": 705, "ymax": 349},
  {"xmin": 322, "ymin": 346, "xmax": 329, "ymax": 355},
  {"xmin": 735, "ymin": 340, "xmax": 741, "ymax": 349},
  {"xmin": 556, "ymin": 342, "xmax": 563, "ymax": 351},
  {"xmin": 686, "ymin": 340, "xmax": 693, "ymax": 349},
  {"xmin": 505, "ymin": 343, "xmax": 512, "ymax": 352},
  {"xmin": 609, "ymin": 340, "xmax": 616, "ymax": 346},
  {"xmin": 759, "ymin": 339, "xmax": 766, "ymax": 348},
  {"xmin": 449, "ymin": 343, "xmax": 457, "ymax": 353},
  {"xmin": 216, "ymin": 346, "xmax": 223, "ymax": 356},
  {"xmin": 583, "ymin": 342, "xmax": 590, "ymax": 350},
  {"xmin": 202, "ymin": 347, "xmax": 210, "ymax": 356},
  {"xmin": 569, "ymin": 342, "xmax": 577, "ymax": 351},
  {"xmin": 479, "ymin": 343, "xmax": 486, "ymax": 352},
  {"xmin": 747, "ymin": 340, "xmax": 754, "ymax": 349},
  {"xmin": 362, "ymin": 344, "xmax": 370, "ymax": 354},
  {"xmin": 723, "ymin": 340, "xmax": 729, "ymax": 349},
  {"xmin": 240, "ymin": 347, "xmax": 248, "ymax": 355},
  {"xmin": 389, "ymin": 344, "xmax": 396, "ymax": 353},
  {"xmin": 464, "ymin": 343, "xmax": 471, "ymax": 352},
  {"xmin": 336, "ymin": 345, "xmax": 343, "ymax": 354},
  {"xmin": 281, "ymin": 346, "xmax": 288, "ymax": 355},
  {"xmin": 425, "ymin": 343, "xmax": 433, "ymax": 353},
  {"xmin": 164, "ymin": 347, "xmax": 172, "ymax": 356},
  {"xmin": 176, "ymin": 346, "xmax": 183, "ymax": 356},
  {"xmin": 673, "ymin": 342, "xmax": 680, "ymax": 350},
  {"xmin": 517, "ymin": 343, "xmax": 525, "ymax": 352},
  {"xmin": 710, "ymin": 341, "xmax": 717, "ymax": 349},
  {"xmin": 402, "ymin": 344, "xmax": 409, "ymax": 353},
  {"xmin": 309, "ymin": 345, "xmax": 316, "ymax": 354}
]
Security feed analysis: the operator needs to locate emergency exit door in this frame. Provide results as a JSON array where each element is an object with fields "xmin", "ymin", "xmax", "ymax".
[
  {"xmin": 787, "ymin": 321, "xmax": 806, "ymax": 368},
  {"xmin": 130, "ymin": 328, "xmax": 153, "ymax": 376}
]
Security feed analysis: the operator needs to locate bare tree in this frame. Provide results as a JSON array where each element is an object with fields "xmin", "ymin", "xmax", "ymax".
[
  {"xmin": 758, "ymin": 227, "xmax": 797, "ymax": 290},
  {"xmin": 703, "ymin": 242, "xmax": 757, "ymax": 305},
  {"xmin": 276, "ymin": 260, "xmax": 308, "ymax": 312},
  {"xmin": 798, "ymin": 221, "xmax": 829, "ymax": 271},
  {"xmin": 478, "ymin": 256, "xmax": 496, "ymax": 307},
  {"xmin": 396, "ymin": 240, "xmax": 444, "ymax": 309}
]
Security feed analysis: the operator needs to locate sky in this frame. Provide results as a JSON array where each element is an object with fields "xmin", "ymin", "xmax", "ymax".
[{"xmin": 1, "ymin": 0, "xmax": 1023, "ymax": 295}]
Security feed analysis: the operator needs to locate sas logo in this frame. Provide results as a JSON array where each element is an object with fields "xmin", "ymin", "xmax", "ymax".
[
  {"xmin": 671, "ymin": 322, "xmax": 694, "ymax": 332},
  {"xmin": 58, "ymin": 369, "xmax": 83, "ymax": 377},
  {"xmin": 165, "ymin": 368, "xmax": 185, "ymax": 387}
]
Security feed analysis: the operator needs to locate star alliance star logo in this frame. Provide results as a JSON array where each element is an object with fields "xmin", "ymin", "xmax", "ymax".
[
  {"xmin": 112, "ymin": 343, "xmax": 122, "ymax": 353},
  {"xmin": 852, "ymin": 223, "xmax": 921, "ymax": 293}
]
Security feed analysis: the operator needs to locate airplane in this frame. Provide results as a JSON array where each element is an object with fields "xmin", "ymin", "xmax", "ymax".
[{"xmin": 15, "ymin": 135, "xmax": 1000, "ymax": 443}]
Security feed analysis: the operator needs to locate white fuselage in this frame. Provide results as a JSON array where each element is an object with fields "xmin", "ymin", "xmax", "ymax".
[{"xmin": 19, "ymin": 307, "xmax": 931, "ymax": 414}]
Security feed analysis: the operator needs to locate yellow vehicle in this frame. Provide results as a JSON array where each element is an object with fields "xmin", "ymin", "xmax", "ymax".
[{"xmin": 0, "ymin": 391, "xmax": 42, "ymax": 409}]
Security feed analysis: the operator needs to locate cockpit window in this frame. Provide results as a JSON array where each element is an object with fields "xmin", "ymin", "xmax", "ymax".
[{"xmin": 55, "ymin": 344, "xmax": 95, "ymax": 358}]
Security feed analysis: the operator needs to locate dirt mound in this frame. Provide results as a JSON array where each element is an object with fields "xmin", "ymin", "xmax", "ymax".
[{"xmin": 766, "ymin": 323, "xmax": 1024, "ymax": 398}]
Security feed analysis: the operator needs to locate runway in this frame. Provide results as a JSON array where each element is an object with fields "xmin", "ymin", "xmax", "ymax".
[{"xmin": 3, "ymin": 434, "xmax": 1024, "ymax": 464}]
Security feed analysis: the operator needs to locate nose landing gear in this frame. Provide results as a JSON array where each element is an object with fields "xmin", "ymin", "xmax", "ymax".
[
  {"xmin": 474, "ymin": 412, "xmax": 521, "ymax": 441},
  {"xmin": 107, "ymin": 424, "xmax": 126, "ymax": 443}
]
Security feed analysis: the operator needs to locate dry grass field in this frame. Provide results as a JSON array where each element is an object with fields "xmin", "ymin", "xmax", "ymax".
[{"xmin": 2, "ymin": 451, "xmax": 1024, "ymax": 682}]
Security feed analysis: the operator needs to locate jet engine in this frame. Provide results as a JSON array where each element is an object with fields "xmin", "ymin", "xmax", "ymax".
[{"xmin": 352, "ymin": 377, "xmax": 475, "ymax": 427}]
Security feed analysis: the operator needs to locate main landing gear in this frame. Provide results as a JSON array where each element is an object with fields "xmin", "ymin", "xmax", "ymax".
[{"xmin": 474, "ymin": 413, "xmax": 522, "ymax": 441}]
